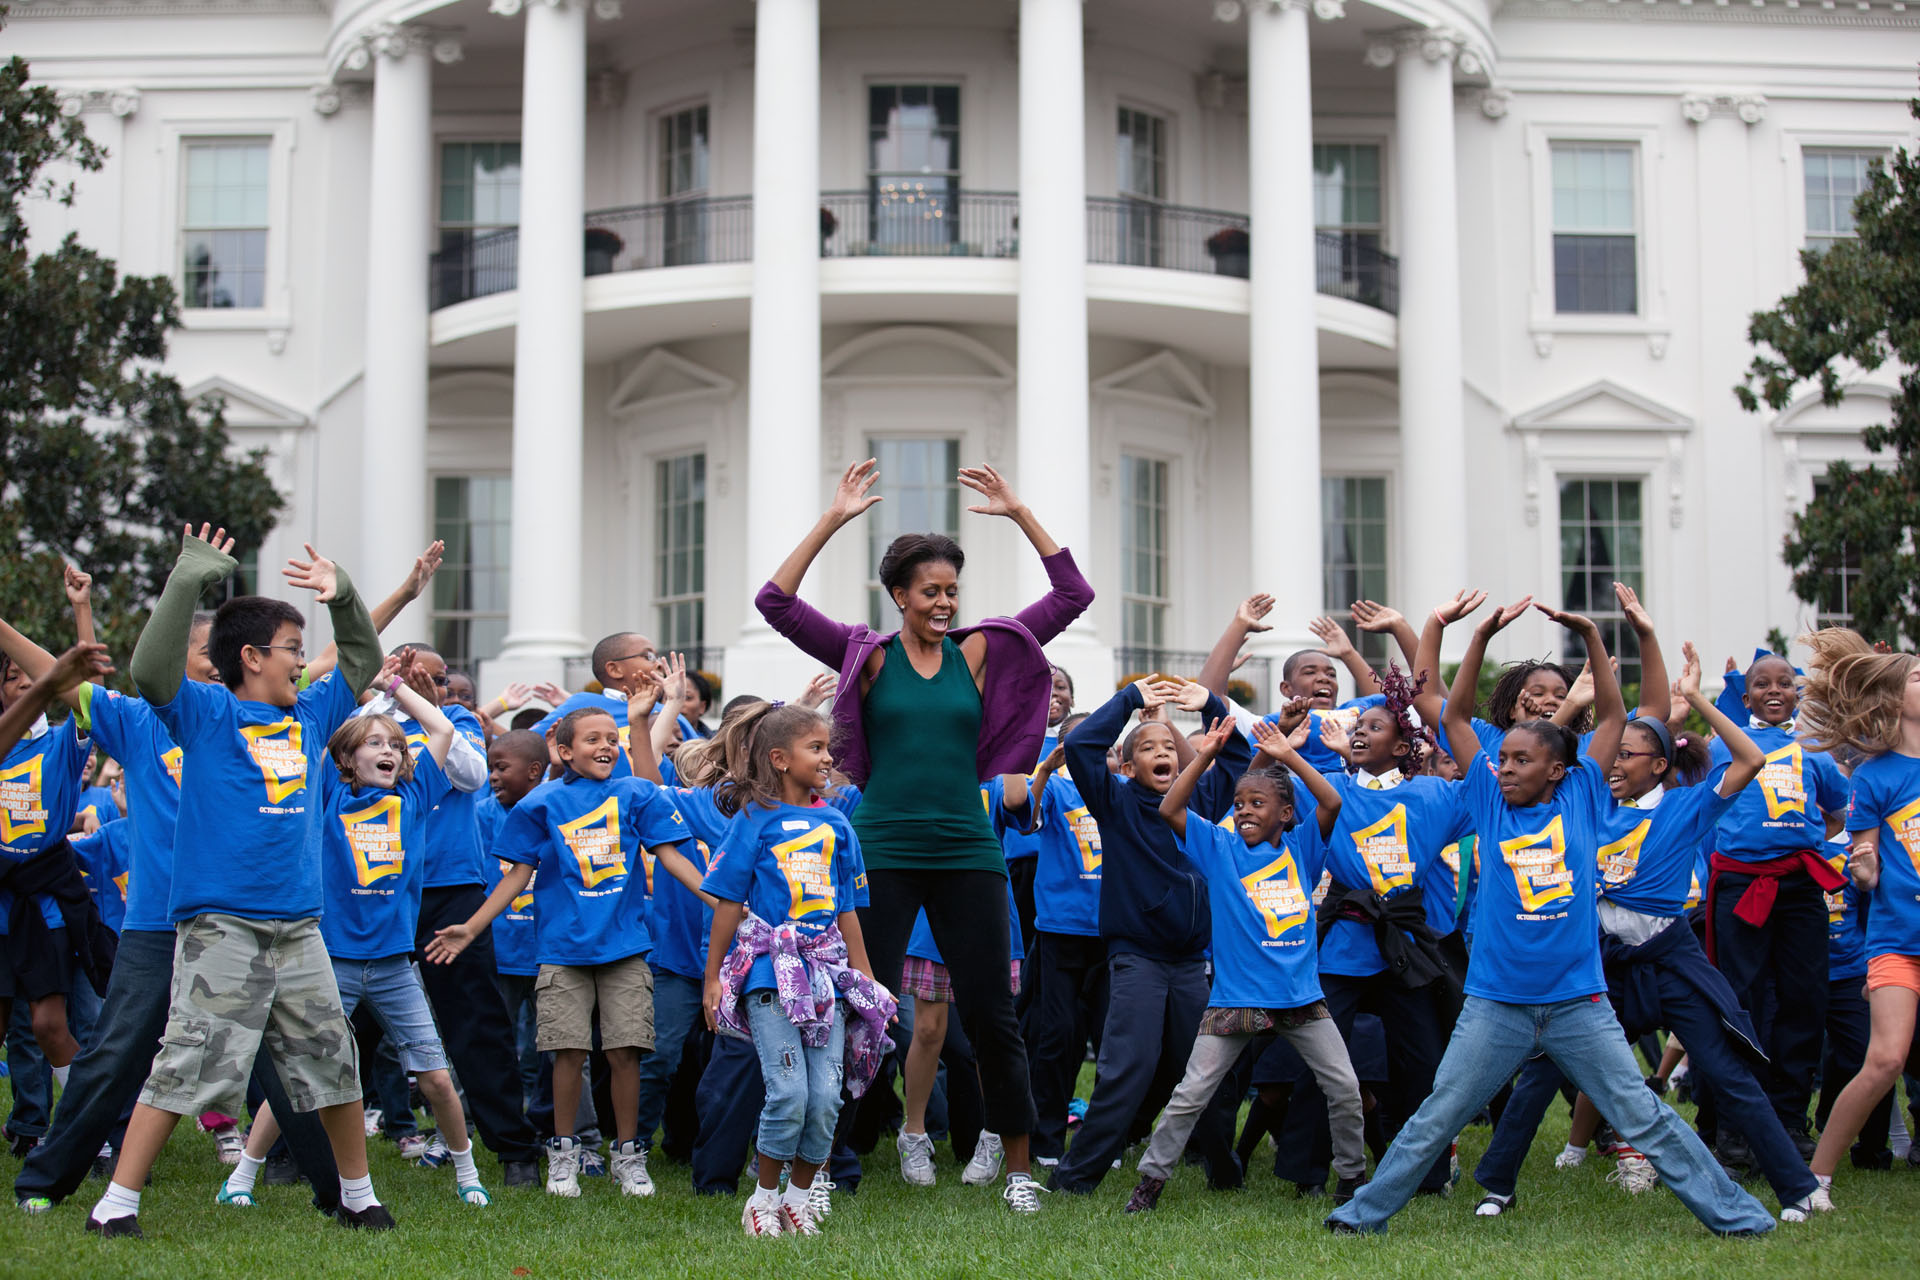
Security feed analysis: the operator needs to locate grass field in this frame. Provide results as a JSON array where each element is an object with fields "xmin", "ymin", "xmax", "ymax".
[{"xmin": 2, "ymin": 1077, "xmax": 1918, "ymax": 1280}]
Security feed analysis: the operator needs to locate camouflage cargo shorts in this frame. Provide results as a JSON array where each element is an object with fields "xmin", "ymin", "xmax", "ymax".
[{"xmin": 140, "ymin": 914, "xmax": 361, "ymax": 1116}]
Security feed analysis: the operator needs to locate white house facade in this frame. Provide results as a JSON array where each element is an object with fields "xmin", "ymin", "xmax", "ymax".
[{"xmin": 12, "ymin": 0, "xmax": 1919, "ymax": 706}]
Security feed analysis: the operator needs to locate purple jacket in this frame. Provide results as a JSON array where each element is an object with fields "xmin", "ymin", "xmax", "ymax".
[{"xmin": 755, "ymin": 548, "xmax": 1094, "ymax": 788}]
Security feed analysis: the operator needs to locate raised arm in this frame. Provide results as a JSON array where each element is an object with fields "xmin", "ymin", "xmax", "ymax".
[
  {"xmin": 624, "ymin": 669, "xmax": 666, "ymax": 785},
  {"xmin": 1615, "ymin": 582, "xmax": 1671, "ymax": 726},
  {"xmin": 1678, "ymin": 641, "xmax": 1763, "ymax": 794},
  {"xmin": 1066, "ymin": 679, "xmax": 1169, "ymax": 818},
  {"xmin": 1198, "ymin": 594, "xmax": 1273, "ymax": 697},
  {"xmin": 756, "ymin": 460, "xmax": 877, "ymax": 666},
  {"xmin": 64, "ymin": 565, "xmax": 97, "ymax": 649},
  {"xmin": 959, "ymin": 464, "xmax": 1093, "ymax": 646},
  {"xmin": 1309, "ymin": 616, "xmax": 1381, "ymax": 698},
  {"xmin": 384, "ymin": 651, "xmax": 456, "ymax": 768},
  {"xmin": 303, "ymin": 541, "xmax": 443, "ymax": 683},
  {"xmin": 1350, "ymin": 600, "xmax": 1419, "ymax": 673},
  {"xmin": 1414, "ymin": 590, "xmax": 1487, "ymax": 735},
  {"xmin": 1001, "ymin": 742, "xmax": 1065, "ymax": 828},
  {"xmin": 282, "ymin": 543, "xmax": 382, "ymax": 696},
  {"xmin": 1158, "ymin": 718, "xmax": 1233, "ymax": 839},
  {"xmin": 133, "ymin": 525, "xmax": 237, "ymax": 705},
  {"xmin": 1536, "ymin": 599, "xmax": 1626, "ymax": 771},
  {"xmin": 1253, "ymin": 717, "xmax": 1342, "ymax": 839},
  {"xmin": 0, "ymin": 617, "xmax": 78, "ymax": 711},
  {"xmin": 0, "ymin": 643, "xmax": 112, "ymax": 759},
  {"xmin": 1445, "ymin": 596, "xmax": 1532, "ymax": 769}
]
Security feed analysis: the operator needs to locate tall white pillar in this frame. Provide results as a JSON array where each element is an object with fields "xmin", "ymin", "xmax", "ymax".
[
  {"xmin": 358, "ymin": 26, "xmax": 441, "ymax": 642},
  {"xmin": 1245, "ymin": 0, "xmax": 1323, "ymax": 698},
  {"xmin": 495, "ymin": 0, "xmax": 588, "ymax": 680},
  {"xmin": 724, "ymin": 0, "xmax": 822, "ymax": 699},
  {"xmin": 1015, "ymin": 0, "xmax": 1104, "ymax": 702},
  {"xmin": 1387, "ymin": 30, "xmax": 1469, "ymax": 649}
]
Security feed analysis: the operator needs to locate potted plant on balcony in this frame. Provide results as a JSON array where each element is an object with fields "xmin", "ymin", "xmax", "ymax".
[
  {"xmin": 819, "ymin": 205, "xmax": 839, "ymax": 254},
  {"xmin": 584, "ymin": 226, "xmax": 624, "ymax": 276},
  {"xmin": 1206, "ymin": 226, "xmax": 1249, "ymax": 278}
]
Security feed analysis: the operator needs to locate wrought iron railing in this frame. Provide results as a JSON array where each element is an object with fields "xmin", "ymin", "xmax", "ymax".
[
  {"xmin": 818, "ymin": 188, "xmax": 1019, "ymax": 259},
  {"xmin": 1087, "ymin": 197, "xmax": 1250, "ymax": 276}
]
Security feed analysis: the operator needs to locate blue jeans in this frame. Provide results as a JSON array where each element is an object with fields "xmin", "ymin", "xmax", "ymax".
[
  {"xmin": 745, "ymin": 992, "xmax": 845, "ymax": 1166},
  {"xmin": 1329, "ymin": 995, "xmax": 1774, "ymax": 1236},
  {"xmin": 332, "ymin": 956, "xmax": 449, "ymax": 1074},
  {"xmin": 635, "ymin": 971, "xmax": 701, "ymax": 1151}
]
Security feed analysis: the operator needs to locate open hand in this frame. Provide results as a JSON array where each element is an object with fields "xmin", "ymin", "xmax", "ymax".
[
  {"xmin": 402, "ymin": 540, "xmax": 446, "ymax": 600},
  {"xmin": 1678, "ymin": 641, "xmax": 1703, "ymax": 702},
  {"xmin": 1251, "ymin": 717, "xmax": 1304, "ymax": 761},
  {"xmin": 1169, "ymin": 679, "xmax": 1211, "ymax": 714},
  {"xmin": 1532, "ymin": 601, "xmax": 1593, "ymax": 633},
  {"xmin": 657, "ymin": 652, "xmax": 689, "ymax": 706},
  {"xmin": 1236, "ymin": 594, "xmax": 1275, "ymax": 634},
  {"xmin": 1307, "ymin": 616, "xmax": 1356, "ymax": 659},
  {"xmin": 1614, "ymin": 581, "xmax": 1654, "ymax": 636},
  {"xmin": 959, "ymin": 463, "xmax": 1024, "ymax": 519},
  {"xmin": 1434, "ymin": 589, "xmax": 1489, "ymax": 627},
  {"xmin": 532, "ymin": 681, "xmax": 568, "ymax": 707},
  {"xmin": 1194, "ymin": 717, "xmax": 1234, "ymax": 760},
  {"xmin": 1318, "ymin": 713, "xmax": 1351, "ymax": 760},
  {"xmin": 829, "ymin": 459, "xmax": 883, "ymax": 525},
  {"xmin": 63, "ymin": 564, "xmax": 92, "ymax": 608},
  {"xmin": 185, "ymin": 522, "xmax": 236, "ymax": 557},
  {"xmin": 47, "ymin": 642, "xmax": 113, "ymax": 694},
  {"xmin": 1350, "ymin": 600, "xmax": 1404, "ymax": 634},
  {"xmin": 1131, "ymin": 677, "xmax": 1179, "ymax": 712},
  {"xmin": 497, "ymin": 682, "xmax": 534, "ymax": 712},
  {"xmin": 1476, "ymin": 595, "xmax": 1534, "ymax": 635},
  {"xmin": 283, "ymin": 543, "xmax": 340, "ymax": 602},
  {"xmin": 797, "ymin": 672, "xmax": 838, "ymax": 709},
  {"xmin": 425, "ymin": 922, "xmax": 477, "ymax": 965}
]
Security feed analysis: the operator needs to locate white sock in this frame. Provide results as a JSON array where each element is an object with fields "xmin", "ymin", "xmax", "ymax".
[
  {"xmin": 750, "ymin": 1182, "xmax": 780, "ymax": 1207},
  {"xmin": 90, "ymin": 1181, "xmax": 140, "ymax": 1223},
  {"xmin": 339, "ymin": 1172, "xmax": 380, "ymax": 1212},
  {"xmin": 1815, "ymin": 1172, "xmax": 1833, "ymax": 1189},
  {"xmin": 225, "ymin": 1153, "xmax": 264, "ymax": 1195},
  {"xmin": 782, "ymin": 1179, "xmax": 811, "ymax": 1210},
  {"xmin": 449, "ymin": 1140, "xmax": 479, "ymax": 1185},
  {"xmin": 1562, "ymin": 1142, "xmax": 1585, "ymax": 1159},
  {"xmin": 51, "ymin": 1064, "xmax": 70, "ymax": 1090}
]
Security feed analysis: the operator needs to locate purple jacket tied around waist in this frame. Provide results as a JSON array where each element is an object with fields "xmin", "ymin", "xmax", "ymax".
[
  {"xmin": 711, "ymin": 912, "xmax": 898, "ymax": 1098},
  {"xmin": 754, "ymin": 548, "xmax": 1094, "ymax": 787}
]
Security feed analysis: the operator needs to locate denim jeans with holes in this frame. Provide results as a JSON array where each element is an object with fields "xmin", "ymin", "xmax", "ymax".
[{"xmin": 745, "ymin": 992, "xmax": 845, "ymax": 1166}]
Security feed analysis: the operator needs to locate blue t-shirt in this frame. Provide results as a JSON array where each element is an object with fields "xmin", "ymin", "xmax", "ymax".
[
  {"xmin": 393, "ymin": 704, "xmax": 490, "ymax": 889},
  {"xmin": 1315, "ymin": 774, "xmax": 1472, "ymax": 977},
  {"xmin": 1710, "ymin": 724, "xmax": 1848, "ymax": 862},
  {"xmin": 1024, "ymin": 771, "xmax": 1102, "ymax": 938},
  {"xmin": 317, "ymin": 752, "xmax": 452, "ymax": 960},
  {"xmin": 73, "ymin": 785, "xmax": 118, "ymax": 831},
  {"xmin": 74, "ymin": 685, "xmax": 183, "ymax": 933},
  {"xmin": 477, "ymin": 793, "xmax": 538, "ymax": 977},
  {"xmin": 997, "ymin": 732, "xmax": 1059, "ymax": 865},
  {"xmin": 906, "ymin": 878, "xmax": 1026, "ymax": 965},
  {"xmin": 153, "ymin": 673, "xmax": 359, "ymax": 923},
  {"xmin": 1598, "ymin": 775, "xmax": 1736, "ymax": 918},
  {"xmin": 702, "ymin": 801, "xmax": 865, "ymax": 993},
  {"xmin": 1844, "ymin": 751, "xmax": 1920, "ymax": 958},
  {"xmin": 530, "ymin": 692, "xmax": 635, "ymax": 779},
  {"xmin": 495, "ymin": 773, "xmax": 688, "ymax": 966},
  {"xmin": 1179, "ymin": 818, "xmax": 1326, "ymax": 1010},
  {"xmin": 1822, "ymin": 841, "xmax": 1868, "ymax": 983},
  {"xmin": 0, "ymin": 715, "xmax": 89, "ymax": 933},
  {"xmin": 637, "ymin": 785, "xmax": 724, "ymax": 982},
  {"xmin": 1259, "ymin": 696, "xmax": 1384, "ymax": 777},
  {"xmin": 71, "ymin": 817, "xmax": 132, "ymax": 934},
  {"xmin": 1459, "ymin": 749, "xmax": 1611, "ymax": 1003}
]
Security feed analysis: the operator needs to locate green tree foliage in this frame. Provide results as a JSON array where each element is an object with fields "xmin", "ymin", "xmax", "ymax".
[
  {"xmin": 1737, "ymin": 91, "xmax": 1920, "ymax": 647},
  {"xmin": 0, "ymin": 26, "xmax": 281, "ymax": 670}
]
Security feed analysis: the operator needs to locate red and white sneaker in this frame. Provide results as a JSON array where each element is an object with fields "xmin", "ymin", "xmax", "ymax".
[
  {"xmin": 777, "ymin": 1199, "xmax": 820, "ymax": 1237},
  {"xmin": 741, "ymin": 1195, "xmax": 786, "ymax": 1238}
]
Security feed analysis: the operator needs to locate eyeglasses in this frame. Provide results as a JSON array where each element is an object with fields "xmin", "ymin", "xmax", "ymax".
[
  {"xmin": 254, "ymin": 643, "xmax": 306, "ymax": 662},
  {"xmin": 610, "ymin": 650, "xmax": 657, "ymax": 664},
  {"xmin": 1613, "ymin": 749, "xmax": 1664, "ymax": 761},
  {"xmin": 429, "ymin": 675, "xmax": 450, "ymax": 687}
]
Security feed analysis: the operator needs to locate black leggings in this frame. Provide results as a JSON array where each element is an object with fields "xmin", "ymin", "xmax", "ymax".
[{"xmin": 859, "ymin": 867, "xmax": 1037, "ymax": 1138}]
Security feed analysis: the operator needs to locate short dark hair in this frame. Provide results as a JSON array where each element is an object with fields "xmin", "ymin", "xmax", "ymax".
[
  {"xmin": 1120, "ymin": 719, "xmax": 1177, "ymax": 763},
  {"xmin": 720, "ymin": 693, "xmax": 764, "ymax": 718},
  {"xmin": 1508, "ymin": 719, "xmax": 1580, "ymax": 768},
  {"xmin": 1050, "ymin": 664, "xmax": 1075, "ymax": 699},
  {"xmin": 590, "ymin": 632, "xmax": 646, "ymax": 685},
  {"xmin": 877, "ymin": 533, "xmax": 963, "ymax": 606},
  {"xmin": 1282, "ymin": 649, "xmax": 1328, "ymax": 683},
  {"xmin": 555, "ymin": 707, "xmax": 618, "ymax": 748},
  {"xmin": 1235, "ymin": 765, "xmax": 1298, "ymax": 830},
  {"xmin": 686, "ymin": 671, "xmax": 714, "ymax": 704},
  {"xmin": 509, "ymin": 707, "xmax": 546, "ymax": 732},
  {"xmin": 489, "ymin": 728, "xmax": 550, "ymax": 769},
  {"xmin": 208, "ymin": 596, "xmax": 306, "ymax": 689},
  {"xmin": 387, "ymin": 641, "xmax": 439, "ymax": 658}
]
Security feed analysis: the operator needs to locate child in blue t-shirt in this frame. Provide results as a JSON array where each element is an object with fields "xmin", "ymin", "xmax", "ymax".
[
  {"xmin": 429, "ymin": 707, "xmax": 702, "ymax": 1200},
  {"xmin": 89, "ymin": 529, "xmax": 394, "ymax": 1238},
  {"xmin": 479, "ymin": 730, "xmax": 551, "ymax": 1107},
  {"xmin": 1329, "ymin": 592, "xmax": 1773, "ymax": 1238},
  {"xmin": 1128, "ymin": 715, "xmax": 1364, "ymax": 1213},
  {"xmin": 700, "ymin": 705, "xmax": 878, "ymax": 1239},
  {"xmin": 1798, "ymin": 629, "xmax": 1920, "ymax": 1203},
  {"xmin": 70, "ymin": 818, "xmax": 130, "ymax": 935},
  {"xmin": 220, "ymin": 652, "xmax": 495, "ymax": 1208}
]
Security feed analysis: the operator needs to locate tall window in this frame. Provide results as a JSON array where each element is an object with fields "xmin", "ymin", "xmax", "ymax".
[
  {"xmin": 865, "ymin": 438, "xmax": 962, "ymax": 629},
  {"xmin": 1559, "ymin": 478, "xmax": 1643, "ymax": 689},
  {"xmin": 182, "ymin": 139, "xmax": 270, "ymax": 309},
  {"xmin": 659, "ymin": 105, "xmax": 710, "ymax": 266},
  {"xmin": 432, "ymin": 475, "xmax": 512, "ymax": 672},
  {"xmin": 1120, "ymin": 454, "xmax": 1170, "ymax": 653},
  {"xmin": 437, "ymin": 141, "xmax": 521, "ymax": 301},
  {"xmin": 1805, "ymin": 150, "xmax": 1878, "ymax": 253},
  {"xmin": 1314, "ymin": 143, "xmax": 1384, "ymax": 305},
  {"xmin": 1323, "ymin": 476, "xmax": 1389, "ymax": 664},
  {"xmin": 868, "ymin": 84, "xmax": 961, "ymax": 251},
  {"xmin": 1810, "ymin": 475, "xmax": 1863, "ymax": 628},
  {"xmin": 1116, "ymin": 107, "xmax": 1167, "ymax": 267},
  {"xmin": 1551, "ymin": 143, "xmax": 1637, "ymax": 314},
  {"xmin": 655, "ymin": 453, "xmax": 706, "ymax": 657}
]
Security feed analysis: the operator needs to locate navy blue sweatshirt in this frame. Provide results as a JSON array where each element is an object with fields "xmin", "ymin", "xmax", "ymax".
[{"xmin": 1065, "ymin": 684, "xmax": 1251, "ymax": 962}]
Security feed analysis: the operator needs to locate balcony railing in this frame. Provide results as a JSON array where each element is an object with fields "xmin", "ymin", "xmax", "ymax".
[{"xmin": 429, "ymin": 192, "xmax": 1397, "ymax": 316}]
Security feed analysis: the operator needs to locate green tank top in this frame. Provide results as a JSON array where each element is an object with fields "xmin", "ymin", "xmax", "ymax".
[{"xmin": 852, "ymin": 636, "xmax": 1008, "ymax": 875}]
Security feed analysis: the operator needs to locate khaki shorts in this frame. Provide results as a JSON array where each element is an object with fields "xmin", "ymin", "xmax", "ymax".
[
  {"xmin": 141, "ymin": 914, "xmax": 360, "ymax": 1116},
  {"xmin": 535, "ymin": 955, "xmax": 655, "ymax": 1052}
]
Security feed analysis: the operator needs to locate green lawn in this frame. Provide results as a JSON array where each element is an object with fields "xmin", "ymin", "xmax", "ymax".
[{"xmin": 2, "ymin": 1078, "xmax": 1918, "ymax": 1280}]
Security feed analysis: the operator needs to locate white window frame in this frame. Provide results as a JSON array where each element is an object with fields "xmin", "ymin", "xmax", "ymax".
[
  {"xmin": 436, "ymin": 137, "xmax": 524, "ymax": 238},
  {"xmin": 1769, "ymin": 384, "xmax": 1891, "ymax": 635},
  {"xmin": 1322, "ymin": 473, "xmax": 1393, "ymax": 665},
  {"xmin": 160, "ymin": 117, "xmax": 296, "ymax": 333},
  {"xmin": 427, "ymin": 472, "xmax": 513, "ymax": 673},
  {"xmin": 1779, "ymin": 127, "xmax": 1913, "ymax": 279},
  {"xmin": 652, "ymin": 450, "xmax": 708, "ymax": 655},
  {"xmin": 1311, "ymin": 139, "xmax": 1388, "ymax": 243},
  {"xmin": 652, "ymin": 99, "xmax": 712, "ymax": 203},
  {"xmin": 1525, "ymin": 123, "xmax": 1667, "ymax": 352},
  {"xmin": 1554, "ymin": 475, "xmax": 1649, "ymax": 689},
  {"xmin": 1117, "ymin": 451, "xmax": 1173, "ymax": 654},
  {"xmin": 1116, "ymin": 103, "xmax": 1171, "ymax": 202}
]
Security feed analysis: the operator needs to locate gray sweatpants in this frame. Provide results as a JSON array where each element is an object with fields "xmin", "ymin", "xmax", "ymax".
[{"xmin": 1137, "ymin": 1020, "xmax": 1366, "ymax": 1181}]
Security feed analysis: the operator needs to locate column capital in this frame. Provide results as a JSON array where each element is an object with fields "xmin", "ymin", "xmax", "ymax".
[
  {"xmin": 54, "ymin": 87, "xmax": 142, "ymax": 118},
  {"xmin": 1456, "ymin": 85, "xmax": 1512, "ymax": 120},
  {"xmin": 310, "ymin": 82, "xmax": 372, "ymax": 116},
  {"xmin": 342, "ymin": 23, "xmax": 463, "ymax": 72},
  {"xmin": 490, "ymin": 0, "xmax": 621, "ymax": 18},
  {"xmin": 1680, "ymin": 92, "xmax": 1767, "ymax": 126},
  {"xmin": 1212, "ymin": 1, "xmax": 1336, "ymax": 22},
  {"xmin": 1364, "ymin": 25, "xmax": 1489, "ymax": 78}
]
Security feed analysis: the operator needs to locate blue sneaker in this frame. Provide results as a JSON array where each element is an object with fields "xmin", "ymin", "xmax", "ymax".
[
  {"xmin": 216, "ymin": 1183, "xmax": 255, "ymax": 1208},
  {"xmin": 579, "ymin": 1147, "xmax": 607, "ymax": 1178},
  {"xmin": 416, "ymin": 1134, "xmax": 453, "ymax": 1169}
]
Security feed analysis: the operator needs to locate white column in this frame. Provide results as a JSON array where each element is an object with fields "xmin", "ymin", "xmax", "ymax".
[
  {"xmin": 1245, "ymin": 0, "xmax": 1322, "ymax": 699},
  {"xmin": 495, "ymin": 0, "xmax": 589, "ymax": 680},
  {"xmin": 1388, "ymin": 31, "xmax": 1469, "ymax": 650},
  {"xmin": 1015, "ymin": 0, "xmax": 1104, "ymax": 701},
  {"xmin": 358, "ymin": 27, "xmax": 438, "ymax": 641},
  {"xmin": 724, "ymin": 0, "xmax": 821, "ymax": 698}
]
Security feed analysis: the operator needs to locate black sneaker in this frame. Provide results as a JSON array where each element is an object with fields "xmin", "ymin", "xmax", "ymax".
[
  {"xmin": 85, "ymin": 1213, "xmax": 142, "ymax": 1239},
  {"xmin": 335, "ymin": 1202, "xmax": 396, "ymax": 1230},
  {"xmin": 1294, "ymin": 1181, "xmax": 1326, "ymax": 1199},
  {"xmin": 1789, "ymin": 1127, "xmax": 1817, "ymax": 1163},
  {"xmin": 1333, "ymin": 1175, "xmax": 1368, "ymax": 1206},
  {"xmin": 1123, "ymin": 1176, "xmax": 1165, "ymax": 1214},
  {"xmin": 502, "ymin": 1159, "xmax": 539, "ymax": 1188},
  {"xmin": 1326, "ymin": 1218, "xmax": 1363, "ymax": 1235},
  {"xmin": 262, "ymin": 1155, "xmax": 298, "ymax": 1186},
  {"xmin": 1850, "ymin": 1147, "xmax": 1893, "ymax": 1171}
]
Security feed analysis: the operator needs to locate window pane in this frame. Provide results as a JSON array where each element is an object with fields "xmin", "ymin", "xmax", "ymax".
[
  {"xmin": 1120, "ymin": 454, "xmax": 1171, "ymax": 651},
  {"xmin": 1551, "ymin": 144, "xmax": 1635, "ymax": 233},
  {"xmin": 430, "ymin": 475, "xmax": 512, "ymax": 670},
  {"xmin": 1558, "ymin": 477, "xmax": 1643, "ymax": 687},
  {"xmin": 864, "ymin": 438, "xmax": 962, "ymax": 626},
  {"xmin": 1322, "ymin": 475, "xmax": 1390, "ymax": 663}
]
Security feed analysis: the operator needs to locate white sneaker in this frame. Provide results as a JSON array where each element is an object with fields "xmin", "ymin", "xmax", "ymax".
[
  {"xmin": 806, "ymin": 1177, "xmax": 834, "ymax": 1221},
  {"xmin": 1783, "ymin": 1183, "xmax": 1834, "ymax": 1221},
  {"xmin": 1553, "ymin": 1145, "xmax": 1587, "ymax": 1170},
  {"xmin": 897, "ymin": 1131, "xmax": 937, "ymax": 1187},
  {"xmin": 611, "ymin": 1141, "xmax": 655, "ymax": 1198},
  {"xmin": 363, "ymin": 1108, "xmax": 384, "ymax": 1138},
  {"xmin": 742, "ymin": 1194, "xmax": 785, "ymax": 1237},
  {"xmin": 212, "ymin": 1128, "xmax": 244, "ymax": 1165},
  {"xmin": 962, "ymin": 1131, "xmax": 1005, "ymax": 1186},
  {"xmin": 546, "ymin": 1137, "xmax": 582, "ymax": 1198},
  {"xmin": 1003, "ymin": 1172, "xmax": 1045, "ymax": 1214},
  {"xmin": 777, "ymin": 1197, "xmax": 820, "ymax": 1237},
  {"xmin": 1608, "ymin": 1154, "xmax": 1658, "ymax": 1194}
]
